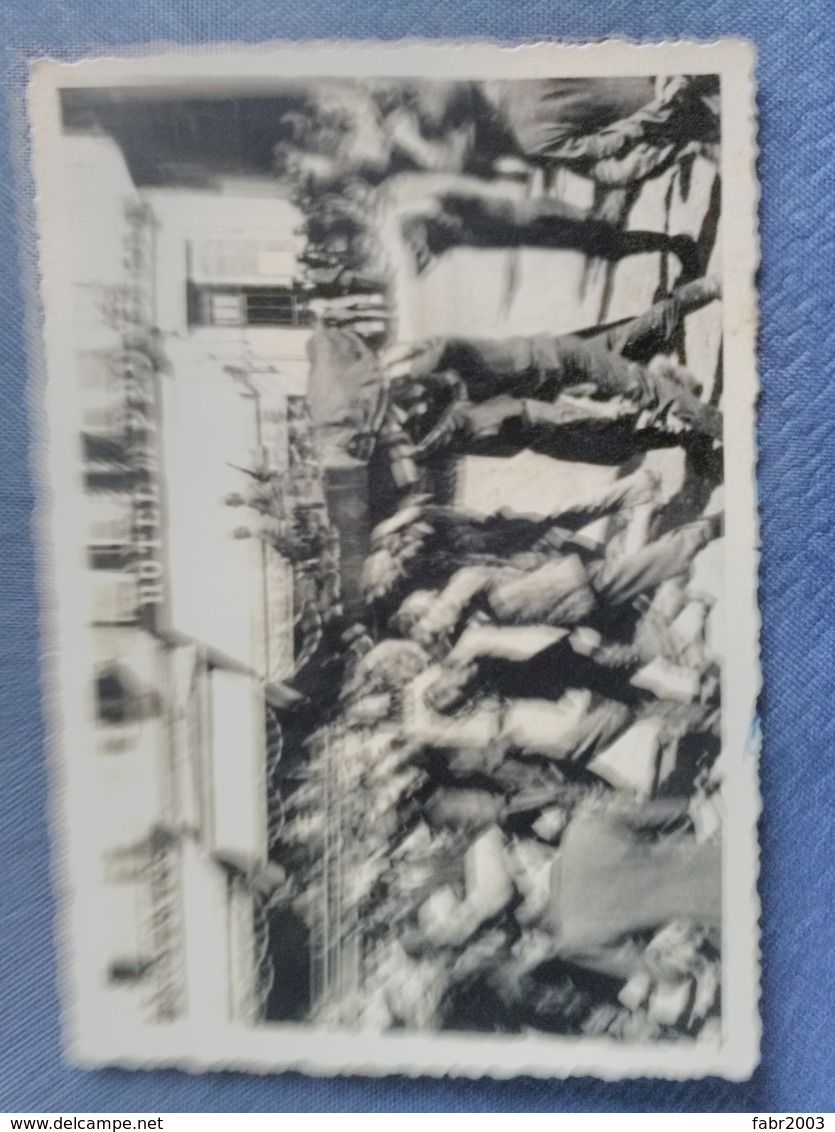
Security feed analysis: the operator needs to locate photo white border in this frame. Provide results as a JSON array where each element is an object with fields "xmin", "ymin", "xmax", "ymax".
[{"xmin": 27, "ymin": 37, "xmax": 761, "ymax": 1082}]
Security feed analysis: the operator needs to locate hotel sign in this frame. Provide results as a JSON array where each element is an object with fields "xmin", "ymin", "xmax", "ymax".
[{"xmin": 116, "ymin": 344, "xmax": 166, "ymax": 626}]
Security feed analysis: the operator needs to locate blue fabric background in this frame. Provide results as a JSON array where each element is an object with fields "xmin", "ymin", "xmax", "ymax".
[{"xmin": 1, "ymin": 0, "xmax": 833, "ymax": 1113}]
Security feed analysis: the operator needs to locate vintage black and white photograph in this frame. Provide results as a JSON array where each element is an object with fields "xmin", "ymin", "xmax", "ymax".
[{"xmin": 29, "ymin": 40, "xmax": 760, "ymax": 1080}]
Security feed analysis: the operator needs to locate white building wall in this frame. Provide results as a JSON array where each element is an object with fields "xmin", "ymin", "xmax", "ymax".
[
  {"xmin": 64, "ymin": 134, "xmax": 143, "ymax": 353},
  {"xmin": 63, "ymin": 133, "xmax": 182, "ymax": 1028},
  {"xmin": 144, "ymin": 183, "xmax": 312, "ymax": 1022},
  {"xmin": 209, "ymin": 669, "xmax": 268, "ymax": 862},
  {"xmin": 158, "ymin": 363, "xmax": 261, "ymax": 669},
  {"xmin": 60, "ymin": 144, "xmax": 311, "ymax": 1032},
  {"xmin": 179, "ymin": 839, "xmax": 233, "ymax": 1030},
  {"xmin": 144, "ymin": 186, "xmax": 311, "ymax": 367},
  {"xmin": 149, "ymin": 184, "xmax": 313, "ymax": 671}
]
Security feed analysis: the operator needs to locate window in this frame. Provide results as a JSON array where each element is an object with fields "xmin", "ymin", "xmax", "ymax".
[
  {"xmin": 187, "ymin": 283, "xmax": 313, "ymax": 329},
  {"xmin": 204, "ymin": 291, "xmax": 245, "ymax": 327},
  {"xmin": 246, "ymin": 290, "xmax": 309, "ymax": 327},
  {"xmin": 94, "ymin": 663, "xmax": 160, "ymax": 725},
  {"xmin": 91, "ymin": 573, "xmax": 138, "ymax": 625},
  {"xmin": 89, "ymin": 512, "xmax": 132, "ymax": 546},
  {"xmin": 88, "ymin": 498, "xmax": 132, "ymax": 571},
  {"xmin": 96, "ymin": 668, "xmax": 133, "ymax": 724},
  {"xmin": 89, "ymin": 546, "xmax": 127, "ymax": 571}
]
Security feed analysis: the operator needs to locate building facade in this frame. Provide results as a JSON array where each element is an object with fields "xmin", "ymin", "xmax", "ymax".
[{"xmin": 65, "ymin": 131, "xmax": 318, "ymax": 1032}]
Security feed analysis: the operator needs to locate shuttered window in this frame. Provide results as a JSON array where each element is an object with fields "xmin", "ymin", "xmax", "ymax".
[{"xmin": 187, "ymin": 283, "xmax": 313, "ymax": 329}]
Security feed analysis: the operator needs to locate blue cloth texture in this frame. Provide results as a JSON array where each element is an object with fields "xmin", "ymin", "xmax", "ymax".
[{"xmin": 1, "ymin": 0, "xmax": 833, "ymax": 1114}]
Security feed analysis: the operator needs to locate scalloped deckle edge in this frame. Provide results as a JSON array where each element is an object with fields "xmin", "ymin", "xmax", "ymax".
[{"xmin": 25, "ymin": 36, "xmax": 761, "ymax": 1082}]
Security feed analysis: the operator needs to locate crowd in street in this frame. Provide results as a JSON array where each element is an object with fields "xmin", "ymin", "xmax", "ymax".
[{"xmin": 248, "ymin": 74, "xmax": 726, "ymax": 1041}]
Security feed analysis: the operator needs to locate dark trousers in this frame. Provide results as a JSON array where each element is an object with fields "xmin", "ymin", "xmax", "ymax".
[
  {"xmin": 409, "ymin": 330, "xmax": 722, "ymax": 441},
  {"xmin": 424, "ymin": 192, "xmax": 696, "ymax": 273}
]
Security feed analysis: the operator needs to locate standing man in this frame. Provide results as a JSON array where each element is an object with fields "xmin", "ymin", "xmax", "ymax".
[
  {"xmin": 375, "ymin": 171, "xmax": 701, "ymax": 278},
  {"xmin": 387, "ymin": 315, "xmax": 722, "ymax": 454}
]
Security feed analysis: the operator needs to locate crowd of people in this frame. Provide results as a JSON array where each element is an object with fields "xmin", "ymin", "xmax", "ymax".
[
  {"xmin": 283, "ymin": 74, "xmax": 719, "ymax": 287},
  {"xmin": 248, "ymin": 75, "xmax": 725, "ymax": 1042}
]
